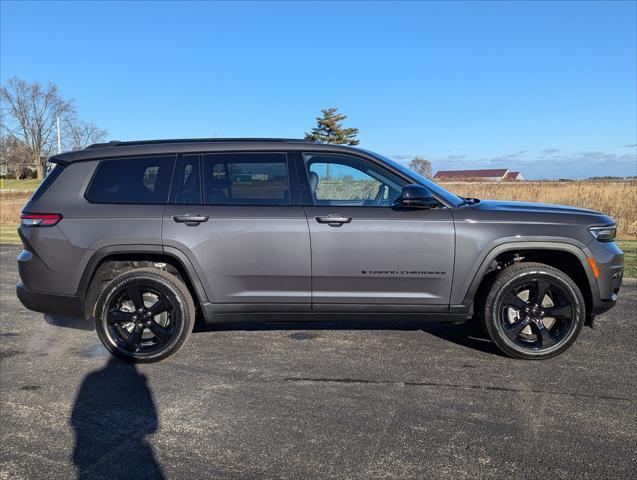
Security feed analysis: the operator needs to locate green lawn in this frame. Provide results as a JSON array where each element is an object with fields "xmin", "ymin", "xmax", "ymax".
[
  {"xmin": 617, "ymin": 240, "xmax": 636, "ymax": 278},
  {"xmin": 0, "ymin": 178, "xmax": 40, "ymax": 190}
]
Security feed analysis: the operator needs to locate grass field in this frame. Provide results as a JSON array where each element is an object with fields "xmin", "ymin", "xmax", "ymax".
[
  {"xmin": 0, "ymin": 178, "xmax": 41, "ymax": 190},
  {"xmin": 440, "ymin": 179, "xmax": 637, "ymax": 239},
  {"xmin": 0, "ymin": 225, "xmax": 19, "ymax": 244}
]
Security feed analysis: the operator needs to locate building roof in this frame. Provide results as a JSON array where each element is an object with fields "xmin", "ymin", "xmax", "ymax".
[
  {"xmin": 434, "ymin": 168, "xmax": 508, "ymax": 179},
  {"xmin": 504, "ymin": 171, "xmax": 521, "ymax": 180}
]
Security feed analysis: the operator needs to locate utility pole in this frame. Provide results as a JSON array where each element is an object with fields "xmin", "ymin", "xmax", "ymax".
[{"xmin": 56, "ymin": 116, "xmax": 62, "ymax": 154}]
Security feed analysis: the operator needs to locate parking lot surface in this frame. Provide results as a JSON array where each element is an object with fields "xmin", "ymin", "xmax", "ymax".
[{"xmin": 1, "ymin": 245, "xmax": 635, "ymax": 479}]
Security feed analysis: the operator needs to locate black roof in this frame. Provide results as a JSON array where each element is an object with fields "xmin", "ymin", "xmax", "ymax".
[{"xmin": 51, "ymin": 138, "xmax": 362, "ymax": 164}]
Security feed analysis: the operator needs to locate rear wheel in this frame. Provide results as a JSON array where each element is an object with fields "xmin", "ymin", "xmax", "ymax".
[
  {"xmin": 482, "ymin": 262, "xmax": 585, "ymax": 360},
  {"xmin": 95, "ymin": 268, "xmax": 195, "ymax": 363}
]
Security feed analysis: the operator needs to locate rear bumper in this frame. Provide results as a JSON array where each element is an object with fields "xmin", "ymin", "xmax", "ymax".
[{"xmin": 16, "ymin": 282, "xmax": 84, "ymax": 319}]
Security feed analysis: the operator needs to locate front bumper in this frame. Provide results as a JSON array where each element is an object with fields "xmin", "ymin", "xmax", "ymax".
[
  {"xmin": 16, "ymin": 282, "xmax": 84, "ymax": 319},
  {"xmin": 588, "ymin": 240, "xmax": 624, "ymax": 315}
]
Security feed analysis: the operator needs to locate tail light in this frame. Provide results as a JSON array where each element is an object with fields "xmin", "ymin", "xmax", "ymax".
[{"xmin": 20, "ymin": 213, "xmax": 62, "ymax": 227}]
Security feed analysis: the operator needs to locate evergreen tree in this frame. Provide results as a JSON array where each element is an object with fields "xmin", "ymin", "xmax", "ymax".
[{"xmin": 305, "ymin": 107, "xmax": 360, "ymax": 145}]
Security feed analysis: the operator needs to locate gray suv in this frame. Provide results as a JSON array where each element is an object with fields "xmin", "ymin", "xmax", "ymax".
[{"xmin": 16, "ymin": 139, "xmax": 624, "ymax": 362}]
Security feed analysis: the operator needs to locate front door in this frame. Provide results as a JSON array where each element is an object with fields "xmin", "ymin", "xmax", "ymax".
[
  {"xmin": 300, "ymin": 152, "xmax": 455, "ymax": 310},
  {"xmin": 162, "ymin": 151, "xmax": 311, "ymax": 311}
]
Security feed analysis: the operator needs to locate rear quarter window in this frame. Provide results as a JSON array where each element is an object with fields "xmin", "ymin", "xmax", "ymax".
[
  {"xmin": 30, "ymin": 164, "xmax": 65, "ymax": 202},
  {"xmin": 85, "ymin": 155, "xmax": 175, "ymax": 204}
]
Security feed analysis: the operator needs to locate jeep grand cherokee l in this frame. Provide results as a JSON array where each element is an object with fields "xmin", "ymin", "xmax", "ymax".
[{"xmin": 16, "ymin": 139, "xmax": 624, "ymax": 362}]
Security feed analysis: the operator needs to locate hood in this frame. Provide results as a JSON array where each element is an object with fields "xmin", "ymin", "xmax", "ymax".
[
  {"xmin": 468, "ymin": 199, "xmax": 616, "ymax": 227},
  {"xmin": 473, "ymin": 199, "xmax": 603, "ymax": 216}
]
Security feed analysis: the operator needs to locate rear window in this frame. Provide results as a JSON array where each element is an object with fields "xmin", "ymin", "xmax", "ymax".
[
  {"xmin": 86, "ymin": 156, "xmax": 175, "ymax": 204},
  {"xmin": 30, "ymin": 164, "xmax": 65, "ymax": 202}
]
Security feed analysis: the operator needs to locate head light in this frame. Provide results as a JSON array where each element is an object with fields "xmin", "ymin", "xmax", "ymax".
[{"xmin": 589, "ymin": 226, "xmax": 616, "ymax": 242}]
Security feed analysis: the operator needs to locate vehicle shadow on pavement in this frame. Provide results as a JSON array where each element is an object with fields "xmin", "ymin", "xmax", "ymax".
[
  {"xmin": 195, "ymin": 317, "xmax": 502, "ymax": 356},
  {"xmin": 70, "ymin": 357, "xmax": 165, "ymax": 480}
]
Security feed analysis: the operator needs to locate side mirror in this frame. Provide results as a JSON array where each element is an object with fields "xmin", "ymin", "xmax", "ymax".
[{"xmin": 399, "ymin": 184, "xmax": 438, "ymax": 208}]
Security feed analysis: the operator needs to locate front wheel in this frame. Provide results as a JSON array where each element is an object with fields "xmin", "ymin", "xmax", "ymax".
[
  {"xmin": 95, "ymin": 268, "xmax": 195, "ymax": 363},
  {"xmin": 482, "ymin": 262, "xmax": 585, "ymax": 360}
]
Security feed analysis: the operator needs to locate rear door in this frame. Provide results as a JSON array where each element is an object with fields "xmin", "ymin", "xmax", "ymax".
[
  {"xmin": 300, "ymin": 152, "xmax": 455, "ymax": 311},
  {"xmin": 162, "ymin": 151, "xmax": 311, "ymax": 311}
]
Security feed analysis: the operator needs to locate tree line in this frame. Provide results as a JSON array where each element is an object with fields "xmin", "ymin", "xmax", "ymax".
[
  {"xmin": 0, "ymin": 77, "xmax": 432, "ymax": 180},
  {"xmin": 1, "ymin": 77, "xmax": 107, "ymax": 179}
]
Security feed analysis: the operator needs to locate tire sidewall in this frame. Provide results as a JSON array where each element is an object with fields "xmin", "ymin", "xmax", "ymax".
[
  {"xmin": 485, "ymin": 266, "xmax": 585, "ymax": 359},
  {"xmin": 95, "ymin": 270, "xmax": 191, "ymax": 363}
]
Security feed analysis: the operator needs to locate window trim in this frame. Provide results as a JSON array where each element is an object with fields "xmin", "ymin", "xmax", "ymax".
[
  {"xmin": 170, "ymin": 153, "xmax": 203, "ymax": 205},
  {"xmin": 84, "ymin": 154, "xmax": 177, "ymax": 205},
  {"xmin": 170, "ymin": 150, "xmax": 299, "ymax": 207}
]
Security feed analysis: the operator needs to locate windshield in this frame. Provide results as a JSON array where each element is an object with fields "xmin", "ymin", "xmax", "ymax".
[{"xmin": 362, "ymin": 150, "xmax": 465, "ymax": 207}]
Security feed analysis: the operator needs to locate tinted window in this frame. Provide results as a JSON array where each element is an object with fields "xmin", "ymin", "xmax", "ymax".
[
  {"xmin": 303, "ymin": 153, "xmax": 405, "ymax": 206},
  {"xmin": 30, "ymin": 163, "xmax": 65, "ymax": 202},
  {"xmin": 202, "ymin": 152, "xmax": 289, "ymax": 205},
  {"xmin": 173, "ymin": 154, "xmax": 201, "ymax": 204},
  {"xmin": 86, "ymin": 156, "xmax": 174, "ymax": 204}
]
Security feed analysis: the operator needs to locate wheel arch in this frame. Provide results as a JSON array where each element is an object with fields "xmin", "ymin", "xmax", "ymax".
[
  {"xmin": 460, "ymin": 241, "xmax": 599, "ymax": 324},
  {"xmin": 78, "ymin": 245, "xmax": 208, "ymax": 319}
]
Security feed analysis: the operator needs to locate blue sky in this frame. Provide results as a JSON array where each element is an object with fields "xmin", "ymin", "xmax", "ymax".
[{"xmin": 1, "ymin": 0, "xmax": 636, "ymax": 179}]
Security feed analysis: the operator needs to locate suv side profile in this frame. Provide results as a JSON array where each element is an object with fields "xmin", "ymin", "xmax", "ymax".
[{"xmin": 17, "ymin": 139, "xmax": 624, "ymax": 362}]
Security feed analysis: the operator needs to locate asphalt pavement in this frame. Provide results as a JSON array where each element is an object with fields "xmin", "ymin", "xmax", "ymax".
[{"xmin": 0, "ymin": 245, "xmax": 635, "ymax": 479}]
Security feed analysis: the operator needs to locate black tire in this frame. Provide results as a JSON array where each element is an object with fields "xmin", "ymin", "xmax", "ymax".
[
  {"xmin": 482, "ymin": 262, "xmax": 585, "ymax": 360},
  {"xmin": 95, "ymin": 268, "xmax": 195, "ymax": 363}
]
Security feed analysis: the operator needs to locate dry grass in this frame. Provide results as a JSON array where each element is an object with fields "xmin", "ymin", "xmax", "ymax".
[
  {"xmin": 0, "ymin": 192, "xmax": 29, "ymax": 226},
  {"xmin": 440, "ymin": 180, "xmax": 637, "ymax": 239}
]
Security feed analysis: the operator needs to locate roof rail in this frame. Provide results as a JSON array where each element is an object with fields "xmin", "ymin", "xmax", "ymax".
[
  {"xmin": 86, "ymin": 140, "xmax": 123, "ymax": 149},
  {"xmin": 86, "ymin": 138, "xmax": 309, "ymax": 149}
]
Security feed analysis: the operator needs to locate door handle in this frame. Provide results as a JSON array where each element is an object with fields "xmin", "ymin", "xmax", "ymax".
[
  {"xmin": 315, "ymin": 215, "xmax": 352, "ymax": 226},
  {"xmin": 173, "ymin": 214, "xmax": 209, "ymax": 226}
]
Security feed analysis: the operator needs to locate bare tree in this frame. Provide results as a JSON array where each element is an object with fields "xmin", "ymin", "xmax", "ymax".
[
  {"xmin": 408, "ymin": 156, "xmax": 433, "ymax": 179},
  {"xmin": 0, "ymin": 133, "xmax": 32, "ymax": 178},
  {"xmin": 1, "ymin": 77, "xmax": 75, "ymax": 179},
  {"xmin": 63, "ymin": 117, "xmax": 107, "ymax": 151}
]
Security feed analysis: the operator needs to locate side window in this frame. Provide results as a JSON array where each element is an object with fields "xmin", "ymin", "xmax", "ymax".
[
  {"xmin": 86, "ymin": 155, "xmax": 175, "ymax": 204},
  {"xmin": 173, "ymin": 154, "xmax": 202, "ymax": 204},
  {"xmin": 303, "ymin": 153, "xmax": 405, "ymax": 206},
  {"xmin": 202, "ymin": 152, "xmax": 290, "ymax": 205}
]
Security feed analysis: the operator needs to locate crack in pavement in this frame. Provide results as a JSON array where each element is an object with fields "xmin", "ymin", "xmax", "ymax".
[{"xmin": 283, "ymin": 377, "xmax": 634, "ymax": 403}]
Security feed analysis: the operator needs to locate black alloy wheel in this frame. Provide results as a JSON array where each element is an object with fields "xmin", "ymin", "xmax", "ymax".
[
  {"xmin": 95, "ymin": 268, "xmax": 195, "ymax": 363},
  {"xmin": 483, "ymin": 262, "xmax": 585, "ymax": 360},
  {"xmin": 499, "ymin": 278, "xmax": 574, "ymax": 350},
  {"xmin": 107, "ymin": 282, "xmax": 176, "ymax": 353}
]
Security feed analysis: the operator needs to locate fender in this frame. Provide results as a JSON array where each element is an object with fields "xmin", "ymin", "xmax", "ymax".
[
  {"xmin": 76, "ymin": 244, "xmax": 209, "ymax": 305},
  {"xmin": 451, "ymin": 238, "xmax": 600, "ymax": 313}
]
